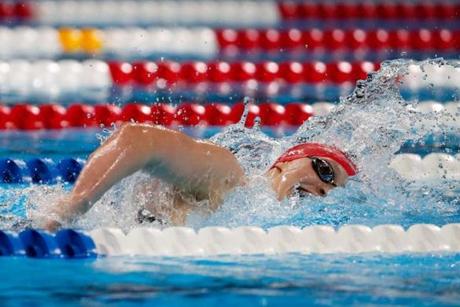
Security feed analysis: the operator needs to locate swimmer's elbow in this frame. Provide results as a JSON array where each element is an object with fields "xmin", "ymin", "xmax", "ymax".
[
  {"xmin": 117, "ymin": 123, "xmax": 191, "ymax": 164},
  {"xmin": 118, "ymin": 123, "xmax": 180, "ymax": 143},
  {"xmin": 118, "ymin": 123, "xmax": 144, "ymax": 141},
  {"xmin": 117, "ymin": 123, "xmax": 158, "ymax": 150}
]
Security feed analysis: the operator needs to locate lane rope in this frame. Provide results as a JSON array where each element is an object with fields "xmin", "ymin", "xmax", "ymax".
[
  {"xmin": 2, "ymin": 1, "xmax": 458, "ymax": 25},
  {"xmin": 0, "ymin": 27, "xmax": 457, "ymax": 60},
  {"xmin": 2, "ymin": 223, "xmax": 460, "ymax": 258},
  {"xmin": 0, "ymin": 101, "xmax": 457, "ymax": 130},
  {"xmin": 0, "ymin": 153, "xmax": 458, "ymax": 184}
]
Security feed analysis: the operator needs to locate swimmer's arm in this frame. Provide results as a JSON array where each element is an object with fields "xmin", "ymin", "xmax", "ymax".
[{"xmin": 48, "ymin": 123, "xmax": 244, "ymax": 226}]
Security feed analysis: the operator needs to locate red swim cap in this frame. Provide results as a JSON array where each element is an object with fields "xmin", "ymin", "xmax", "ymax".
[{"xmin": 272, "ymin": 143, "xmax": 357, "ymax": 176}]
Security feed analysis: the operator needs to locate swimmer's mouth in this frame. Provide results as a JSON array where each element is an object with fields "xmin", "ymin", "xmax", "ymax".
[{"xmin": 294, "ymin": 186, "xmax": 312, "ymax": 198}]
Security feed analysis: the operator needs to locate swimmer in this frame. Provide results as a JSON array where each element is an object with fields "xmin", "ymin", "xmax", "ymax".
[{"xmin": 42, "ymin": 123, "xmax": 357, "ymax": 230}]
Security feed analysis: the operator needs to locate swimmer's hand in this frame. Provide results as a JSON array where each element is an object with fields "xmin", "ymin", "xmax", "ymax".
[
  {"xmin": 37, "ymin": 196, "xmax": 76, "ymax": 232},
  {"xmin": 33, "ymin": 213, "xmax": 62, "ymax": 232},
  {"xmin": 43, "ymin": 219, "xmax": 62, "ymax": 232}
]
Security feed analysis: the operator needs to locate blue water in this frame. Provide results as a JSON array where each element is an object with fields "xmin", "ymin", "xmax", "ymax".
[{"xmin": 1, "ymin": 254, "xmax": 460, "ymax": 306}]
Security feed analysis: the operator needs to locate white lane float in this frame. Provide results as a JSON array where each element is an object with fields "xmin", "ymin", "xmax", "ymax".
[
  {"xmin": 35, "ymin": 0, "xmax": 280, "ymax": 27},
  {"xmin": 87, "ymin": 224, "xmax": 460, "ymax": 256},
  {"xmin": 0, "ymin": 27, "xmax": 218, "ymax": 60}
]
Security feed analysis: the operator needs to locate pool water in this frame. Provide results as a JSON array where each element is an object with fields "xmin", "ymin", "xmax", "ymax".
[
  {"xmin": 2, "ymin": 253, "xmax": 460, "ymax": 306},
  {"xmin": 0, "ymin": 123, "xmax": 458, "ymax": 305},
  {"xmin": 0, "ymin": 131, "xmax": 457, "ymax": 303}
]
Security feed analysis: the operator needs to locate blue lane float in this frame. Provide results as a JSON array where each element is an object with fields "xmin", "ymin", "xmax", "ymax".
[
  {"xmin": 26, "ymin": 158, "xmax": 57, "ymax": 184},
  {"xmin": 56, "ymin": 158, "xmax": 84, "ymax": 183},
  {"xmin": 0, "ymin": 231, "xmax": 26, "ymax": 256},
  {"xmin": 0, "ymin": 159, "xmax": 24, "ymax": 184},
  {"xmin": 19, "ymin": 229, "xmax": 61, "ymax": 258},
  {"xmin": 0, "ymin": 229, "xmax": 97, "ymax": 259},
  {"xmin": 55, "ymin": 229, "xmax": 96, "ymax": 258},
  {"xmin": 0, "ymin": 158, "xmax": 85, "ymax": 184}
]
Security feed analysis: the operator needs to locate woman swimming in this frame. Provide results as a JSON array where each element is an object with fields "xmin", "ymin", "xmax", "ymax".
[{"xmin": 42, "ymin": 123, "xmax": 357, "ymax": 230}]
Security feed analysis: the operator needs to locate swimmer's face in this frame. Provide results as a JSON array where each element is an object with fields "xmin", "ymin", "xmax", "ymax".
[{"xmin": 268, "ymin": 157, "xmax": 349, "ymax": 200}]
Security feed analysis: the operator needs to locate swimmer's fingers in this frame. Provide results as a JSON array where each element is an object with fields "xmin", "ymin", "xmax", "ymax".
[
  {"xmin": 32, "ymin": 198, "xmax": 69, "ymax": 232},
  {"xmin": 43, "ymin": 219, "xmax": 62, "ymax": 232}
]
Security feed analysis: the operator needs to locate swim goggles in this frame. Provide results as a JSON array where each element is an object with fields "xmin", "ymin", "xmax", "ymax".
[{"xmin": 310, "ymin": 157, "xmax": 336, "ymax": 186}]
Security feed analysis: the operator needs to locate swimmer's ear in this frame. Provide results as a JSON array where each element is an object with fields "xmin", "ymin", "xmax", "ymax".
[
  {"xmin": 272, "ymin": 164, "xmax": 282, "ymax": 173},
  {"xmin": 267, "ymin": 164, "xmax": 282, "ymax": 176}
]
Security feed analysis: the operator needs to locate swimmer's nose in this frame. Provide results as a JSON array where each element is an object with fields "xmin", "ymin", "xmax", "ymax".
[
  {"xmin": 319, "ymin": 188, "xmax": 327, "ymax": 197},
  {"xmin": 318, "ymin": 184, "xmax": 335, "ymax": 197}
]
